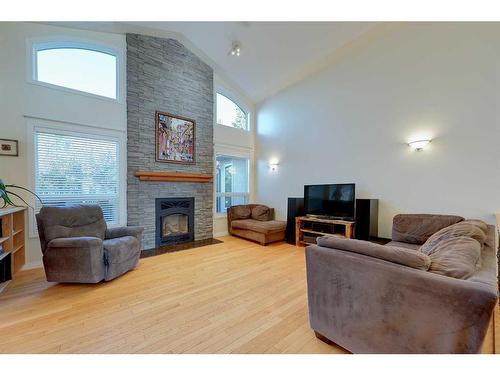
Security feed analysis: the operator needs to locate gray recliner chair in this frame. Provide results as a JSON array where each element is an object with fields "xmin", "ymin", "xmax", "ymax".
[{"xmin": 36, "ymin": 204, "xmax": 144, "ymax": 283}]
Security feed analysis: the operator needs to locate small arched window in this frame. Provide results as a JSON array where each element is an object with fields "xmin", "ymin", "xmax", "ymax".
[
  {"xmin": 216, "ymin": 93, "xmax": 249, "ymax": 131},
  {"xmin": 32, "ymin": 41, "xmax": 119, "ymax": 100}
]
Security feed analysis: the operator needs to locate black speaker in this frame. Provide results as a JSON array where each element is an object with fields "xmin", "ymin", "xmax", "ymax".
[
  {"xmin": 286, "ymin": 197, "xmax": 304, "ymax": 244},
  {"xmin": 0, "ymin": 252, "xmax": 12, "ymax": 284},
  {"xmin": 355, "ymin": 199, "xmax": 379, "ymax": 240}
]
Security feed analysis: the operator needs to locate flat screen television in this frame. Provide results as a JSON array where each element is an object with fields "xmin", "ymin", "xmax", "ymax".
[{"xmin": 304, "ymin": 183, "xmax": 355, "ymax": 220}]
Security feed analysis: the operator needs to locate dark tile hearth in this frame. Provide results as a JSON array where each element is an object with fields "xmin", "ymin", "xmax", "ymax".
[{"xmin": 140, "ymin": 238, "xmax": 223, "ymax": 258}]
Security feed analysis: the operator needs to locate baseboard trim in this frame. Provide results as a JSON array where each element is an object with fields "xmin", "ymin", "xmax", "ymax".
[
  {"xmin": 213, "ymin": 231, "xmax": 229, "ymax": 238},
  {"xmin": 22, "ymin": 260, "xmax": 43, "ymax": 270}
]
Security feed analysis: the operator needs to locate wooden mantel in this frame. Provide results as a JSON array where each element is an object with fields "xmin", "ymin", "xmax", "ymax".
[{"xmin": 134, "ymin": 171, "xmax": 213, "ymax": 183}]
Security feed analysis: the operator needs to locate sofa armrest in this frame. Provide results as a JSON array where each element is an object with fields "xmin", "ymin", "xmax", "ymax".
[
  {"xmin": 267, "ymin": 208, "xmax": 275, "ymax": 220},
  {"xmin": 305, "ymin": 244, "xmax": 498, "ymax": 353},
  {"xmin": 105, "ymin": 226, "xmax": 144, "ymax": 242},
  {"xmin": 44, "ymin": 237, "xmax": 105, "ymax": 283},
  {"xmin": 48, "ymin": 236, "xmax": 103, "ymax": 249},
  {"xmin": 226, "ymin": 207, "xmax": 235, "ymax": 234}
]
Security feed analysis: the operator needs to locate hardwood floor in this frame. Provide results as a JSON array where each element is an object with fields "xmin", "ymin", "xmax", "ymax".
[
  {"xmin": 0, "ymin": 236, "xmax": 347, "ymax": 354},
  {"xmin": 0, "ymin": 236, "xmax": 496, "ymax": 354}
]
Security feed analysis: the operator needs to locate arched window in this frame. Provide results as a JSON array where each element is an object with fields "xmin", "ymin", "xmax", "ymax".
[
  {"xmin": 32, "ymin": 41, "xmax": 119, "ymax": 100},
  {"xmin": 216, "ymin": 93, "xmax": 249, "ymax": 130}
]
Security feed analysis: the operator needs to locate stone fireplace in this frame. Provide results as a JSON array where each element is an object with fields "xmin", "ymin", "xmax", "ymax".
[
  {"xmin": 126, "ymin": 34, "xmax": 214, "ymax": 250},
  {"xmin": 156, "ymin": 197, "xmax": 194, "ymax": 247}
]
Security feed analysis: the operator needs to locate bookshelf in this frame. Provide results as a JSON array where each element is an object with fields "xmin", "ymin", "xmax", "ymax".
[{"xmin": 0, "ymin": 207, "xmax": 27, "ymax": 293}]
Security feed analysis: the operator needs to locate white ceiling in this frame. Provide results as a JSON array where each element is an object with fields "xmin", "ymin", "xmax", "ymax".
[
  {"xmin": 54, "ymin": 22, "xmax": 380, "ymax": 103},
  {"xmin": 131, "ymin": 22, "xmax": 378, "ymax": 102}
]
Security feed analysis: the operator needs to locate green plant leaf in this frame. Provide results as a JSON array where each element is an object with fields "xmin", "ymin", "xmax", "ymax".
[
  {"xmin": 6, "ymin": 185, "xmax": 43, "ymax": 204},
  {"xmin": 0, "ymin": 190, "xmax": 19, "ymax": 207},
  {"xmin": 6, "ymin": 191, "xmax": 33, "ymax": 209}
]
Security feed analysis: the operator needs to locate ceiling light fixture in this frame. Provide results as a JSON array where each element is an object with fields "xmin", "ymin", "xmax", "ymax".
[{"xmin": 229, "ymin": 42, "xmax": 241, "ymax": 57}]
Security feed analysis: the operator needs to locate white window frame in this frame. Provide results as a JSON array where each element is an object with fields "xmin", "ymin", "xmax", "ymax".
[
  {"xmin": 26, "ymin": 117, "xmax": 127, "ymax": 237},
  {"xmin": 214, "ymin": 144, "xmax": 254, "ymax": 218},
  {"xmin": 27, "ymin": 38, "xmax": 124, "ymax": 103},
  {"xmin": 215, "ymin": 88, "xmax": 251, "ymax": 132}
]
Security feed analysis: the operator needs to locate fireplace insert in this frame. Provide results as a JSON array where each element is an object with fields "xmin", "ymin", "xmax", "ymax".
[{"xmin": 155, "ymin": 197, "xmax": 194, "ymax": 247}]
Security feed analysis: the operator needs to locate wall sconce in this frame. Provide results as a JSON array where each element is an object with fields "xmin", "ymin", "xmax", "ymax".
[
  {"xmin": 269, "ymin": 162, "xmax": 279, "ymax": 172},
  {"xmin": 408, "ymin": 139, "xmax": 431, "ymax": 151}
]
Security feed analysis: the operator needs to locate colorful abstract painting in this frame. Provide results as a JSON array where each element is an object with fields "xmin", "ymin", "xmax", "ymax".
[{"xmin": 155, "ymin": 111, "xmax": 195, "ymax": 164}]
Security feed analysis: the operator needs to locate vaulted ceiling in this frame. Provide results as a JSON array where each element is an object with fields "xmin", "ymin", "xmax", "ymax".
[
  {"xmin": 131, "ymin": 22, "xmax": 379, "ymax": 102},
  {"xmin": 54, "ymin": 22, "xmax": 382, "ymax": 103}
]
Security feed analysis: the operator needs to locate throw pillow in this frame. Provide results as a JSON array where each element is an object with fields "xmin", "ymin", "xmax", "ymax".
[
  {"xmin": 462, "ymin": 219, "xmax": 488, "ymax": 233},
  {"xmin": 427, "ymin": 236, "xmax": 481, "ymax": 279},
  {"xmin": 420, "ymin": 220, "xmax": 487, "ymax": 255},
  {"xmin": 251, "ymin": 205, "xmax": 270, "ymax": 221},
  {"xmin": 231, "ymin": 205, "xmax": 251, "ymax": 220},
  {"xmin": 392, "ymin": 214, "xmax": 464, "ymax": 244}
]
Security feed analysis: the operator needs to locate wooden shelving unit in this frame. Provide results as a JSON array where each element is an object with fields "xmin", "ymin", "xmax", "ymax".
[
  {"xmin": 0, "ymin": 207, "xmax": 27, "ymax": 292},
  {"xmin": 295, "ymin": 216, "xmax": 355, "ymax": 246}
]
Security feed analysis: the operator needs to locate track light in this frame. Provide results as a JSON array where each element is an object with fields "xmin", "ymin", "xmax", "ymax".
[{"xmin": 229, "ymin": 42, "xmax": 241, "ymax": 57}]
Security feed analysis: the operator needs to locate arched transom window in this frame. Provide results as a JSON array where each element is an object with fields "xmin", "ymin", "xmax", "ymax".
[
  {"xmin": 32, "ymin": 41, "xmax": 118, "ymax": 100},
  {"xmin": 216, "ymin": 93, "xmax": 249, "ymax": 130}
]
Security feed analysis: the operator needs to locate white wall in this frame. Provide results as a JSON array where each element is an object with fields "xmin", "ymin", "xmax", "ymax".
[
  {"xmin": 0, "ymin": 22, "xmax": 126, "ymax": 264},
  {"xmin": 256, "ymin": 23, "xmax": 500, "ymax": 238}
]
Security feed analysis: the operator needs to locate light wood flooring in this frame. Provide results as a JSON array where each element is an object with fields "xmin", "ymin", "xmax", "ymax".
[
  {"xmin": 0, "ymin": 236, "xmax": 497, "ymax": 354},
  {"xmin": 0, "ymin": 236, "xmax": 347, "ymax": 354}
]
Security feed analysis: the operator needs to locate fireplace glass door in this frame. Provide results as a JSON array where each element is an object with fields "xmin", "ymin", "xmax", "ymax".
[{"xmin": 162, "ymin": 214, "xmax": 189, "ymax": 237}]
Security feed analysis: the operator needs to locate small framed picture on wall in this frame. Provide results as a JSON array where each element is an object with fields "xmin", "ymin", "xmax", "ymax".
[{"xmin": 0, "ymin": 139, "xmax": 19, "ymax": 157}]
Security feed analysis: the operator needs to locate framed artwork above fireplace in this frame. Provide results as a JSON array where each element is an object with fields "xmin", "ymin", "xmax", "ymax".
[{"xmin": 155, "ymin": 111, "xmax": 196, "ymax": 164}]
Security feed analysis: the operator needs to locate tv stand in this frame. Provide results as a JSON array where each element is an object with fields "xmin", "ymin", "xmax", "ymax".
[
  {"xmin": 295, "ymin": 216, "xmax": 354, "ymax": 246},
  {"xmin": 306, "ymin": 214, "xmax": 351, "ymax": 221}
]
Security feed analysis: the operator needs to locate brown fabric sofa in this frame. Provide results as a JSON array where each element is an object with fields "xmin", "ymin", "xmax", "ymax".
[
  {"xmin": 227, "ymin": 204, "xmax": 286, "ymax": 245},
  {"xmin": 306, "ymin": 214, "xmax": 498, "ymax": 353}
]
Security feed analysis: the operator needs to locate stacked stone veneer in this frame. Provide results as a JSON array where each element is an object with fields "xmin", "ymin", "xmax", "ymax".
[{"xmin": 126, "ymin": 34, "xmax": 214, "ymax": 250}]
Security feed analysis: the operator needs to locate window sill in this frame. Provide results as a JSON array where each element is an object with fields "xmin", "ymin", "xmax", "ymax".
[
  {"xmin": 27, "ymin": 79, "xmax": 121, "ymax": 104},
  {"xmin": 215, "ymin": 123, "xmax": 250, "ymax": 132}
]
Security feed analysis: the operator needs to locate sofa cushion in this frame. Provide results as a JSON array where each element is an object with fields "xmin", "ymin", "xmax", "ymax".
[
  {"xmin": 392, "ymin": 214, "xmax": 464, "ymax": 245},
  {"xmin": 385, "ymin": 241, "xmax": 420, "ymax": 251},
  {"xmin": 251, "ymin": 205, "xmax": 270, "ymax": 221},
  {"xmin": 427, "ymin": 236, "xmax": 481, "ymax": 279},
  {"xmin": 231, "ymin": 219, "xmax": 286, "ymax": 234},
  {"xmin": 316, "ymin": 236, "xmax": 431, "ymax": 270},
  {"xmin": 38, "ymin": 204, "xmax": 106, "ymax": 243},
  {"xmin": 103, "ymin": 236, "xmax": 140, "ymax": 265},
  {"xmin": 231, "ymin": 205, "xmax": 252, "ymax": 220},
  {"xmin": 420, "ymin": 220, "xmax": 487, "ymax": 255},
  {"xmin": 48, "ymin": 236, "xmax": 103, "ymax": 249}
]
